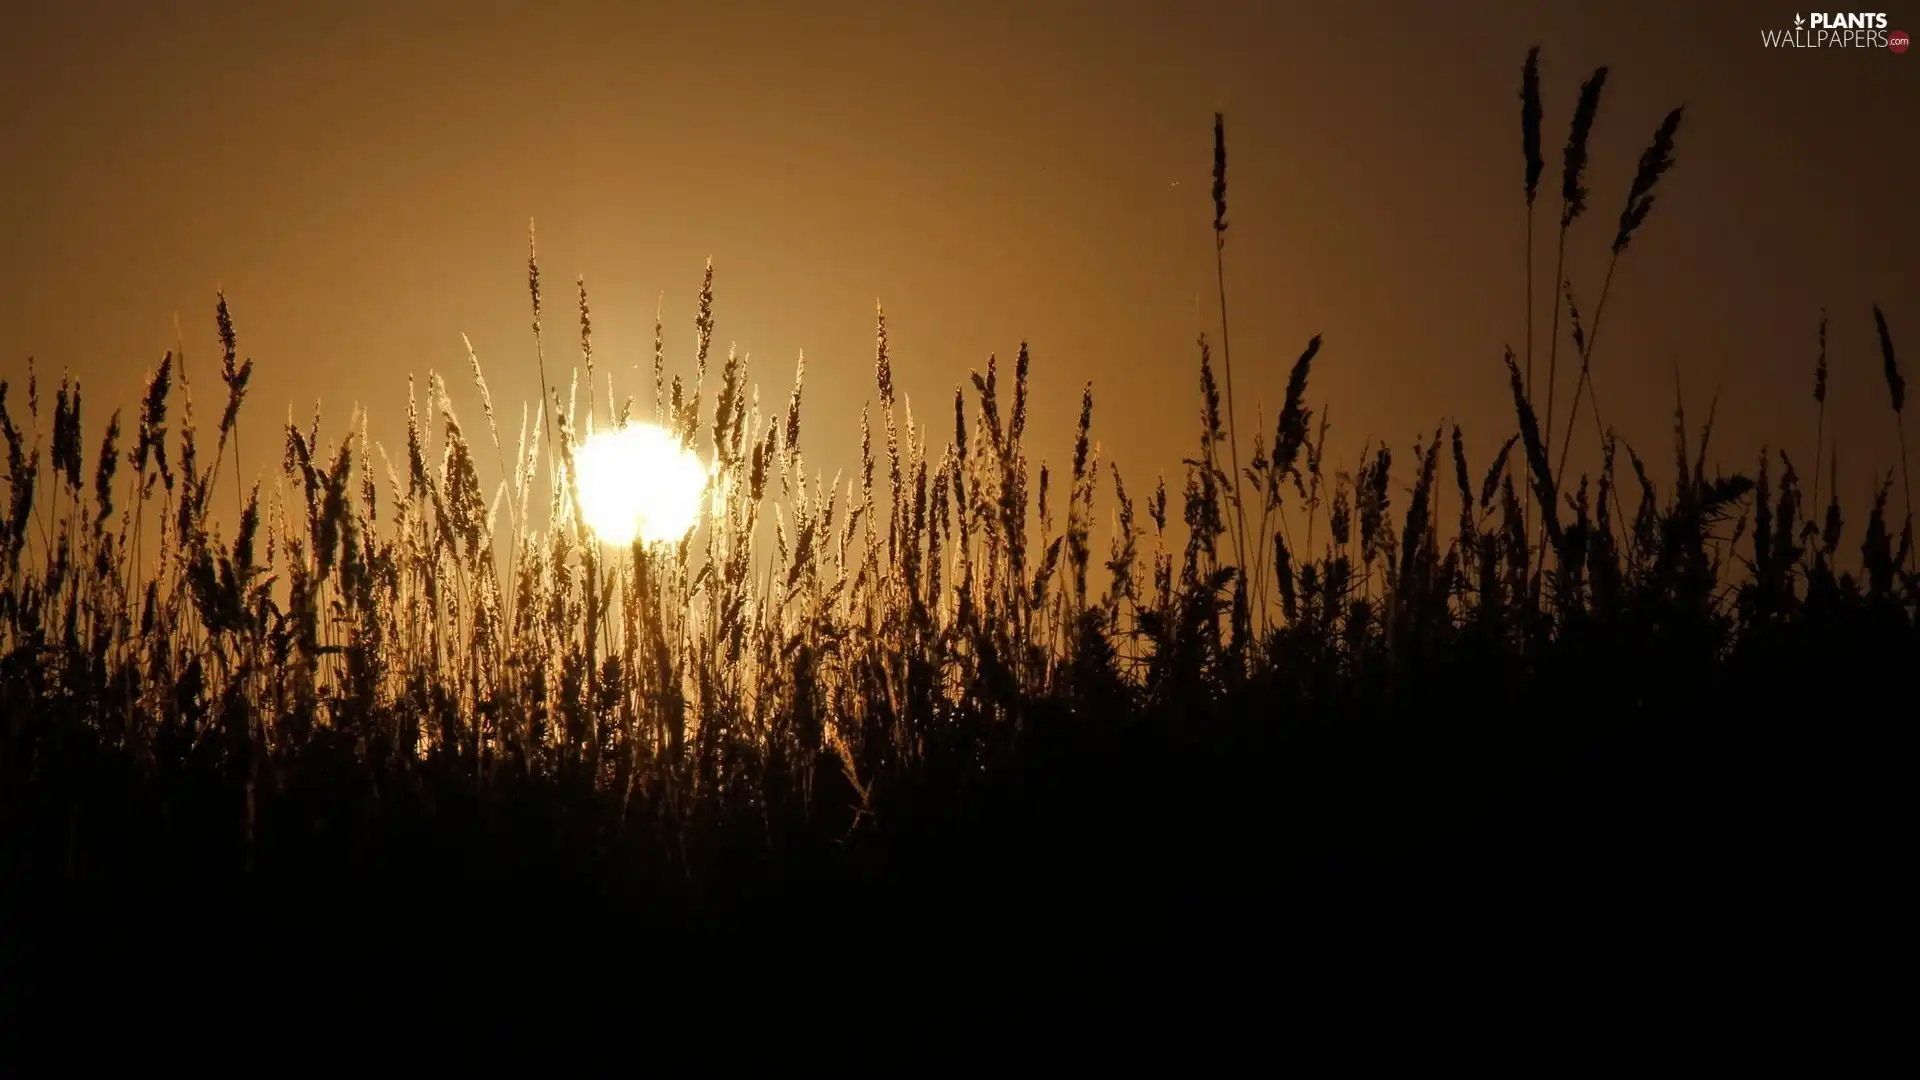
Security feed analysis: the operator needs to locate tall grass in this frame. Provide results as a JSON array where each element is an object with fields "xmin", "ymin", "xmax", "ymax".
[
  {"xmin": 1520, "ymin": 47, "xmax": 1544, "ymax": 545},
  {"xmin": 1, "ymin": 51, "xmax": 1914, "ymax": 943}
]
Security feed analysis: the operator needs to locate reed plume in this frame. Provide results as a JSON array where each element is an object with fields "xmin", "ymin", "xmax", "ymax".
[
  {"xmin": 1556, "ymin": 106, "xmax": 1684, "ymax": 483},
  {"xmin": 529, "ymin": 220, "xmax": 554, "ymax": 482},
  {"xmin": 1542, "ymin": 65, "xmax": 1608, "ymax": 476},
  {"xmin": 1520, "ymin": 47, "xmax": 1545, "ymax": 541},
  {"xmin": 1875, "ymin": 305, "xmax": 1910, "ymax": 530},
  {"xmin": 1211, "ymin": 112, "xmax": 1250, "ymax": 617},
  {"xmin": 215, "ymin": 291, "xmax": 253, "ymax": 518}
]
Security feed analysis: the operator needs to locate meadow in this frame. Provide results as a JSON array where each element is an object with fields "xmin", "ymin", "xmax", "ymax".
[{"xmin": 2, "ymin": 51, "xmax": 1915, "ymax": 1066}]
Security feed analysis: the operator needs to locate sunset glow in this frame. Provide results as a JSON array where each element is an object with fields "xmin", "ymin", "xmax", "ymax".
[{"xmin": 572, "ymin": 422, "xmax": 709, "ymax": 546}]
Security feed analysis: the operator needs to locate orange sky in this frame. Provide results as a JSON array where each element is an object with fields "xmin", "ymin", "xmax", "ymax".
[{"xmin": 3, "ymin": 1, "xmax": 1915, "ymax": 534}]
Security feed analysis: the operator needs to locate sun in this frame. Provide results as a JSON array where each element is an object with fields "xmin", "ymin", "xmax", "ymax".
[{"xmin": 572, "ymin": 422, "xmax": 710, "ymax": 546}]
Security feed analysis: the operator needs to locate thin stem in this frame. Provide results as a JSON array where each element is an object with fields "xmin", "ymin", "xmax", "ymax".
[
  {"xmin": 1898, "ymin": 411, "xmax": 1913, "ymax": 541},
  {"xmin": 232, "ymin": 416, "xmax": 245, "ymax": 526},
  {"xmin": 1539, "ymin": 221, "xmax": 1571, "ymax": 567},
  {"xmin": 1810, "ymin": 406, "xmax": 1826, "ymax": 528},
  {"xmin": 1554, "ymin": 253, "xmax": 1630, "ymax": 532},
  {"xmin": 1523, "ymin": 206, "xmax": 1536, "ymax": 551},
  {"xmin": 1214, "ymin": 240, "xmax": 1251, "ymax": 620},
  {"xmin": 530, "ymin": 223, "xmax": 555, "ymax": 491}
]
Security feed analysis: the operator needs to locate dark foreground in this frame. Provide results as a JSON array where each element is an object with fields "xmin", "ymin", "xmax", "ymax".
[{"xmin": 4, "ymin": 630, "xmax": 1914, "ymax": 1073}]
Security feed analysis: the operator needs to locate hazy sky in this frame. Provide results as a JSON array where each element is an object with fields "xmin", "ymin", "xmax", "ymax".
[{"xmin": 3, "ymin": 1, "xmax": 1915, "ymax": 530}]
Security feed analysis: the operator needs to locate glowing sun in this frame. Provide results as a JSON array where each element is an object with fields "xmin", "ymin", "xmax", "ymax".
[{"xmin": 572, "ymin": 422, "xmax": 709, "ymax": 546}]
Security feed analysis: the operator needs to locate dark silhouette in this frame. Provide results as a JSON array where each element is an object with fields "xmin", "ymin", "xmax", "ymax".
[{"xmin": 2, "ymin": 49, "xmax": 1915, "ymax": 1072}]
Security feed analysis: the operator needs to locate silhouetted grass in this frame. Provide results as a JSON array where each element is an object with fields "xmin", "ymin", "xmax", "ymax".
[{"xmin": 1, "ymin": 49, "xmax": 1916, "ymax": 1068}]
